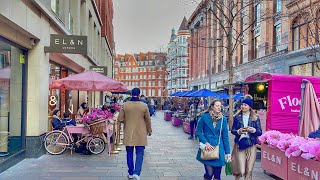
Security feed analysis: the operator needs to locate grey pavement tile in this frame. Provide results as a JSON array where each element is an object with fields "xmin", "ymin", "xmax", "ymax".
[{"xmin": 0, "ymin": 111, "xmax": 276, "ymax": 180}]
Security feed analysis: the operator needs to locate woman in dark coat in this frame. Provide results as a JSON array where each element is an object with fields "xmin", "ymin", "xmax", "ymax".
[
  {"xmin": 231, "ymin": 95, "xmax": 262, "ymax": 180},
  {"xmin": 196, "ymin": 99, "xmax": 231, "ymax": 180},
  {"xmin": 51, "ymin": 109, "xmax": 65, "ymax": 130}
]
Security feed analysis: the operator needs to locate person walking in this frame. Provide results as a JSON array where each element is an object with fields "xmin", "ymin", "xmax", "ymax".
[
  {"xmin": 118, "ymin": 88, "xmax": 152, "ymax": 180},
  {"xmin": 188, "ymin": 98, "xmax": 204, "ymax": 140},
  {"xmin": 196, "ymin": 99, "xmax": 231, "ymax": 180},
  {"xmin": 231, "ymin": 95, "xmax": 262, "ymax": 180}
]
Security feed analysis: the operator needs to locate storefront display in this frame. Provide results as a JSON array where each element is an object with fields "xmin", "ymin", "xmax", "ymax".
[{"xmin": 0, "ymin": 40, "xmax": 25, "ymax": 162}]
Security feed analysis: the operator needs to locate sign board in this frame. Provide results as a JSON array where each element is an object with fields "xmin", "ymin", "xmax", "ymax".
[
  {"xmin": 90, "ymin": 66, "xmax": 108, "ymax": 76},
  {"xmin": 45, "ymin": 34, "xmax": 87, "ymax": 54}
]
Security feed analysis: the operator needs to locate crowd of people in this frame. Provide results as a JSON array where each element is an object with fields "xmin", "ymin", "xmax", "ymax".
[{"xmin": 49, "ymin": 91, "xmax": 264, "ymax": 180}]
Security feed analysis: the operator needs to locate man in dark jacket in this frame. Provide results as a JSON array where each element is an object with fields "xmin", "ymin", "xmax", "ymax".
[{"xmin": 140, "ymin": 95, "xmax": 154, "ymax": 116}]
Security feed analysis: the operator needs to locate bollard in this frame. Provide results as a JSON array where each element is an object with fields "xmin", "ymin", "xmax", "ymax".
[
  {"xmin": 111, "ymin": 122, "xmax": 119, "ymax": 154},
  {"xmin": 115, "ymin": 122, "xmax": 121, "ymax": 151}
]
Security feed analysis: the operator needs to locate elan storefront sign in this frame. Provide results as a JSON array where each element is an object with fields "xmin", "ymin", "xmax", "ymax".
[{"xmin": 45, "ymin": 34, "xmax": 87, "ymax": 54}]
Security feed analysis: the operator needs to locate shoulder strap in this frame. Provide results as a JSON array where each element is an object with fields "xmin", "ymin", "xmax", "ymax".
[{"xmin": 217, "ymin": 117, "xmax": 224, "ymax": 145}]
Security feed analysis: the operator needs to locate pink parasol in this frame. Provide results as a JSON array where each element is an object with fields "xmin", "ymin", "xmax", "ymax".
[
  {"xmin": 299, "ymin": 80, "xmax": 320, "ymax": 138},
  {"xmin": 51, "ymin": 70, "xmax": 128, "ymax": 92}
]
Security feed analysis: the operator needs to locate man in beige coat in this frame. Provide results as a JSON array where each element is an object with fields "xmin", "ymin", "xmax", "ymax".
[{"xmin": 118, "ymin": 88, "xmax": 152, "ymax": 180}]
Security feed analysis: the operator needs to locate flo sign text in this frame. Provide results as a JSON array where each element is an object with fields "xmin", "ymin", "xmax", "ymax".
[{"xmin": 45, "ymin": 34, "xmax": 87, "ymax": 54}]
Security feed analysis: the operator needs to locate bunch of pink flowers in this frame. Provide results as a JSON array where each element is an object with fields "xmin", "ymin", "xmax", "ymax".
[
  {"xmin": 259, "ymin": 130, "xmax": 320, "ymax": 161},
  {"xmin": 110, "ymin": 103, "xmax": 122, "ymax": 111},
  {"xmin": 81, "ymin": 108, "xmax": 114, "ymax": 124}
]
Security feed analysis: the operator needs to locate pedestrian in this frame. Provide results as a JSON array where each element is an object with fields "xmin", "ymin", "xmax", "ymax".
[
  {"xmin": 118, "ymin": 88, "xmax": 152, "ymax": 180},
  {"xmin": 140, "ymin": 95, "xmax": 154, "ymax": 116},
  {"xmin": 51, "ymin": 109, "xmax": 64, "ymax": 130},
  {"xmin": 188, "ymin": 98, "xmax": 204, "ymax": 140},
  {"xmin": 77, "ymin": 102, "xmax": 88, "ymax": 118},
  {"xmin": 196, "ymin": 99, "xmax": 231, "ymax": 180},
  {"xmin": 231, "ymin": 95, "xmax": 262, "ymax": 180}
]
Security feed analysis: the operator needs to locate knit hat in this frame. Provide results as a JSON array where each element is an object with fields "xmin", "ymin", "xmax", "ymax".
[
  {"xmin": 242, "ymin": 97, "xmax": 253, "ymax": 108},
  {"xmin": 131, "ymin": 88, "xmax": 141, "ymax": 96}
]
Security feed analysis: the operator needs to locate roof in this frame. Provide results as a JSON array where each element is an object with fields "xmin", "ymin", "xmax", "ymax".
[
  {"xmin": 245, "ymin": 73, "xmax": 320, "ymax": 83},
  {"xmin": 178, "ymin": 17, "xmax": 188, "ymax": 31}
]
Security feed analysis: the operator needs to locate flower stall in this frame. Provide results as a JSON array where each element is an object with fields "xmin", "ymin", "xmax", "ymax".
[{"xmin": 259, "ymin": 131, "xmax": 320, "ymax": 180}]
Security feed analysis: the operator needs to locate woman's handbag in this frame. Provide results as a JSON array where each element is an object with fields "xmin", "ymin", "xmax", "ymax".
[{"xmin": 200, "ymin": 118, "xmax": 223, "ymax": 160}]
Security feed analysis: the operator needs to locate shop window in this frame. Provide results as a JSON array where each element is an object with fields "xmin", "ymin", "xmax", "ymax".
[
  {"xmin": 292, "ymin": 15, "xmax": 310, "ymax": 51},
  {"xmin": 290, "ymin": 63, "xmax": 312, "ymax": 76},
  {"xmin": 0, "ymin": 43, "xmax": 24, "ymax": 161}
]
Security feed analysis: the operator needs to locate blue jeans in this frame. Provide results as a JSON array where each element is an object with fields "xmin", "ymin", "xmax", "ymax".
[
  {"xmin": 190, "ymin": 120, "xmax": 197, "ymax": 138},
  {"xmin": 126, "ymin": 146, "xmax": 145, "ymax": 176}
]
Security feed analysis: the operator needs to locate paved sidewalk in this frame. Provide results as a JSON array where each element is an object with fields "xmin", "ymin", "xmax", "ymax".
[{"xmin": 0, "ymin": 111, "xmax": 274, "ymax": 180}]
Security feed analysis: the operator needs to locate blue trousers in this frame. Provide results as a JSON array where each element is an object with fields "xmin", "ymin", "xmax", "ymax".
[
  {"xmin": 126, "ymin": 146, "xmax": 145, "ymax": 176},
  {"xmin": 204, "ymin": 165, "xmax": 222, "ymax": 180},
  {"xmin": 190, "ymin": 120, "xmax": 197, "ymax": 138}
]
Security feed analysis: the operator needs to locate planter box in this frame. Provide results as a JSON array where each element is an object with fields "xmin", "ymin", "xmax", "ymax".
[
  {"xmin": 261, "ymin": 143, "xmax": 288, "ymax": 180},
  {"xmin": 288, "ymin": 156, "xmax": 320, "ymax": 180},
  {"xmin": 172, "ymin": 117, "xmax": 181, "ymax": 126},
  {"xmin": 164, "ymin": 113, "xmax": 172, "ymax": 121},
  {"xmin": 182, "ymin": 121, "xmax": 195, "ymax": 134}
]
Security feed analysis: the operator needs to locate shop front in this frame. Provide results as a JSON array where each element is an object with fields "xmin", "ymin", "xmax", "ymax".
[{"xmin": 0, "ymin": 37, "xmax": 27, "ymax": 171}]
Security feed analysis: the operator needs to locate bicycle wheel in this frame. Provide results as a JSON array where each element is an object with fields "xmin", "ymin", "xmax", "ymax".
[
  {"xmin": 87, "ymin": 137, "xmax": 105, "ymax": 154},
  {"xmin": 44, "ymin": 131, "xmax": 68, "ymax": 155}
]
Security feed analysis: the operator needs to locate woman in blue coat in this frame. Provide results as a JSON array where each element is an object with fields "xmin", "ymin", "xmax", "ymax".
[{"xmin": 196, "ymin": 99, "xmax": 231, "ymax": 180}]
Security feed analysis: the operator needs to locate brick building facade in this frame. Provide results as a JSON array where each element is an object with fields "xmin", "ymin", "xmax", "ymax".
[
  {"xmin": 166, "ymin": 17, "xmax": 191, "ymax": 94},
  {"xmin": 187, "ymin": 0, "xmax": 320, "ymax": 91},
  {"xmin": 114, "ymin": 52, "xmax": 167, "ymax": 96}
]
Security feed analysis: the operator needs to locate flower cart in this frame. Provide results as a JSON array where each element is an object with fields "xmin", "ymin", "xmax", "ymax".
[
  {"xmin": 259, "ymin": 131, "xmax": 320, "ymax": 180},
  {"xmin": 182, "ymin": 119, "xmax": 196, "ymax": 134}
]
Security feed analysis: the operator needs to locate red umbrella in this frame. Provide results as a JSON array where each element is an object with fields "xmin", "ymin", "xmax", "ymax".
[
  {"xmin": 51, "ymin": 70, "xmax": 128, "ymax": 92},
  {"xmin": 299, "ymin": 79, "xmax": 320, "ymax": 138}
]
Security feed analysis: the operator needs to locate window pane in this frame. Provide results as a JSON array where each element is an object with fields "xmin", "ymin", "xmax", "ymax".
[{"xmin": 290, "ymin": 63, "xmax": 312, "ymax": 76}]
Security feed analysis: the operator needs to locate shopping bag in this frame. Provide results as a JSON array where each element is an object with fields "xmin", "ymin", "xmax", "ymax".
[{"xmin": 225, "ymin": 161, "xmax": 232, "ymax": 176}]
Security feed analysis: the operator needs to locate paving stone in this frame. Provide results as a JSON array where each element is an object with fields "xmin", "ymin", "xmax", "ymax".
[{"xmin": 0, "ymin": 111, "xmax": 274, "ymax": 179}]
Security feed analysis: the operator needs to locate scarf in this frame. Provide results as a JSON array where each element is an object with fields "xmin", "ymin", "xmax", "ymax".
[{"xmin": 209, "ymin": 110, "xmax": 222, "ymax": 128}]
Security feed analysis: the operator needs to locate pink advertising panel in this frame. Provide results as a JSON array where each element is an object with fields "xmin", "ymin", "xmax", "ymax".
[{"xmin": 245, "ymin": 73, "xmax": 320, "ymax": 134}]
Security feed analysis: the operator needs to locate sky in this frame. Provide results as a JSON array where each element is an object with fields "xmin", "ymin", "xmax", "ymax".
[{"xmin": 113, "ymin": 0, "xmax": 199, "ymax": 55}]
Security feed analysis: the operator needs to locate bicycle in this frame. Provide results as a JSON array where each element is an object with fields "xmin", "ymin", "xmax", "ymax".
[{"xmin": 44, "ymin": 119, "xmax": 111, "ymax": 155}]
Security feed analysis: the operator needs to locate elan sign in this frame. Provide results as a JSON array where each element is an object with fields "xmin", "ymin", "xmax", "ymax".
[{"xmin": 45, "ymin": 34, "xmax": 87, "ymax": 54}]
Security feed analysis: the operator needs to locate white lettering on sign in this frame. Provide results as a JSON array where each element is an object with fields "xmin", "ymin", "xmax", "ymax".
[
  {"xmin": 54, "ymin": 38, "xmax": 84, "ymax": 46},
  {"xmin": 291, "ymin": 162, "xmax": 319, "ymax": 180},
  {"xmin": 278, "ymin": 95, "xmax": 320, "ymax": 110},
  {"xmin": 262, "ymin": 151, "xmax": 282, "ymax": 164},
  {"xmin": 49, "ymin": 96, "xmax": 57, "ymax": 106}
]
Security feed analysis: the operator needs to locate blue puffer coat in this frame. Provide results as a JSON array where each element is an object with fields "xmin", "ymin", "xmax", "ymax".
[{"xmin": 196, "ymin": 112, "xmax": 231, "ymax": 167}]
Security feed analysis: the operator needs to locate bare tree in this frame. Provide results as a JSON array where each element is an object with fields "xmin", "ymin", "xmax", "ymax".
[{"xmin": 187, "ymin": 0, "xmax": 274, "ymax": 127}]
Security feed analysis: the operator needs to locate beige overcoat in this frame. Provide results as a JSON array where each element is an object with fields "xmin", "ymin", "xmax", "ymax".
[{"xmin": 117, "ymin": 100, "xmax": 152, "ymax": 146}]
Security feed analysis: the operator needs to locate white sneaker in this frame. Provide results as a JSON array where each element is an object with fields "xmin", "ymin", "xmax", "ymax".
[
  {"xmin": 127, "ymin": 174, "xmax": 133, "ymax": 179},
  {"xmin": 132, "ymin": 174, "xmax": 140, "ymax": 180}
]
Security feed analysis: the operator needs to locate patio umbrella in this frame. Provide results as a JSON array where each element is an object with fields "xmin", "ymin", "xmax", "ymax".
[
  {"xmin": 52, "ymin": 70, "xmax": 128, "ymax": 92},
  {"xmin": 187, "ymin": 89, "xmax": 219, "ymax": 97},
  {"xmin": 299, "ymin": 79, "xmax": 320, "ymax": 138},
  {"xmin": 218, "ymin": 93, "xmax": 229, "ymax": 99},
  {"xmin": 180, "ymin": 90, "xmax": 195, "ymax": 97},
  {"xmin": 233, "ymin": 93, "xmax": 244, "ymax": 100}
]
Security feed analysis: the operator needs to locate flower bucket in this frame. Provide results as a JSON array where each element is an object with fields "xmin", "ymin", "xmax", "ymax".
[
  {"xmin": 172, "ymin": 117, "xmax": 181, "ymax": 126},
  {"xmin": 288, "ymin": 156, "xmax": 320, "ymax": 180},
  {"xmin": 165, "ymin": 113, "xmax": 172, "ymax": 121},
  {"xmin": 261, "ymin": 143, "xmax": 288, "ymax": 180}
]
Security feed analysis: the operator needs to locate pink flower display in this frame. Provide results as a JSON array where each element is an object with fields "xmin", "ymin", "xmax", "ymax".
[
  {"xmin": 260, "ymin": 130, "xmax": 320, "ymax": 161},
  {"xmin": 80, "ymin": 108, "xmax": 114, "ymax": 124}
]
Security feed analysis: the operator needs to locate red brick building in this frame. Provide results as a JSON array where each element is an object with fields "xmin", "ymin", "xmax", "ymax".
[
  {"xmin": 114, "ymin": 52, "xmax": 167, "ymax": 96},
  {"xmin": 95, "ymin": 0, "xmax": 115, "ymax": 51}
]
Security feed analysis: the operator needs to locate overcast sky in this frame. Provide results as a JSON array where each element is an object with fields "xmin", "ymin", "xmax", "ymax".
[{"xmin": 113, "ymin": 0, "xmax": 199, "ymax": 55}]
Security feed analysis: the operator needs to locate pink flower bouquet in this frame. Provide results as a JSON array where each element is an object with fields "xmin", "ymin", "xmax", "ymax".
[
  {"xmin": 81, "ymin": 108, "xmax": 114, "ymax": 124},
  {"xmin": 259, "ymin": 130, "xmax": 320, "ymax": 161}
]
